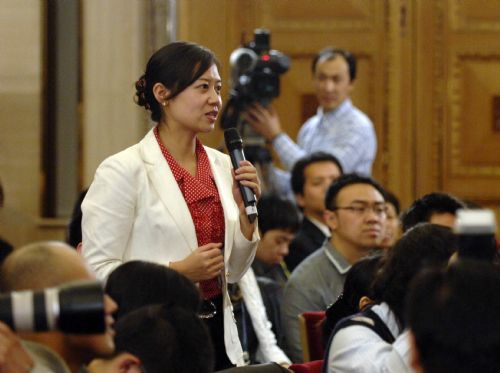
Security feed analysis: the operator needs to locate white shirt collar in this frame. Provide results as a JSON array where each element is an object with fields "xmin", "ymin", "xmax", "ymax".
[{"xmin": 307, "ymin": 216, "xmax": 331, "ymax": 238}]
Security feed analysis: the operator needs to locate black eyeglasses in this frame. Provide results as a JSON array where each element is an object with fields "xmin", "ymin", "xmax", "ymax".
[{"xmin": 330, "ymin": 204, "xmax": 388, "ymax": 216}]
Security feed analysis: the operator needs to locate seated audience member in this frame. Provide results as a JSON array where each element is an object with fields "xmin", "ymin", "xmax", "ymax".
[
  {"xmin": 251, "ymin": 195, "xmax": 300, "ymax": 336},
  {"xmin": 401, "ymin": 192, "xmax": 465, "ymax": 232},
  {"xmin": 325, "ymin": 223, "xmax": 457, "ymax": 373},
  {"xmin": 104, "ymin": 260, "xmax": 201, "ymax": 320},
  {"xmin": 252, "ymin": 194, "xmax": 300, "ymax": 290},
  {"xmin": 286, "ymin": 152, "xmax": 343, "ymax": 272},
  {"xmin": 378, "ymin": 190, "xmax": 401, "ymax": 249},
  {"xmin": 0, "ymin": 179, "xmax": 13, "ymax": 263},
  {"xmin": 0, "ymin": 241, "xmax": 117, "ymax": 373},
  {"xmin": 116, "ymin": 304, "xmax": 213, "ymax": 373},
  {"xmin": 282, "ymin": 173, "xmax": 387, "ymax": 363},
  {"xmin": 322, "ymin": 255, "xmax": 383, "ymax": 346},
  {"xmin": 407, "ymin": 260, "xmax": 500, "ymax": 373}
]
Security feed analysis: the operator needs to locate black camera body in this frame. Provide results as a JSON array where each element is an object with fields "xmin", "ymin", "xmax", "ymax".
[{"xmin": 221, "ymin": 28, "xmax": 290, "ymax": 133}]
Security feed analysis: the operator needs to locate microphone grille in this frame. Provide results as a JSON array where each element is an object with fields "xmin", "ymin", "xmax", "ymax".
[{"xmin": 224, "ymin": 128, "xmax": 243, "ymax": 150}]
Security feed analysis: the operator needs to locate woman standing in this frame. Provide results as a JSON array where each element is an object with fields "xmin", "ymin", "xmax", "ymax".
[{"xmin": 81, "ymin": 42, "xmax": 260, "ymax": 369}]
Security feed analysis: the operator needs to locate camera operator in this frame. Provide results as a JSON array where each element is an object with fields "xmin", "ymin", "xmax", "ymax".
[{"xmin": 243, "ymin": 47, "xmax": 376, "ymax": 197}]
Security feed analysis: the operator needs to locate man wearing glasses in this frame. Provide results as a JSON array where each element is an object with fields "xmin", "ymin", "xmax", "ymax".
[{"xmin": 281, "ymin": 174, "xmax": 387, "ymax": 363}]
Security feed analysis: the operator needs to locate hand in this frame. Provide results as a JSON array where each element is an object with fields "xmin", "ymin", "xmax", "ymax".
[
  {"xmin": 0, "ymin": 322, "xmax": 34, "ymax": 373},
  {"xmin": 170, "ymin": 243, "xmax": 224, "ymax": 282},
  {"xmin": 242, "ymin": 104, "xmax": 282, "ymax": 142},
  {"xmin": 232, "ymin": 160, "xmax": 261, "ymax": 212}
]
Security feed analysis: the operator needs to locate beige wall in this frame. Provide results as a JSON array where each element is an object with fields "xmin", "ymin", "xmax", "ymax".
[
  {"xmin": 81, "ymin": 0, "xmax": 150, "ymax": 187},
  {"xmin": 0, "ymin": 0, "xmax": 151, "ymax": 247},
  {"xmin": 0, "ymin": 1, "xmax": 47, "ymax": 247}
]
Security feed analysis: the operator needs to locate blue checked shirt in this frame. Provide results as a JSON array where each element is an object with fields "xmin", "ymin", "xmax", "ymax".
[{"xmin": 269, "ymin": 99, "xmax": 376, "ymax": 197}]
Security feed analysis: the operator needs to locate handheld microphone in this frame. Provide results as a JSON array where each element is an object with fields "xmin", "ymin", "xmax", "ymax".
[{"xmin": 224, "ymin": 128, "xmax": 258, "ymax": 224}]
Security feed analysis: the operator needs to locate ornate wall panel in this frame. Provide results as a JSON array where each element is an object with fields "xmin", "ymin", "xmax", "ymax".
[
  {"xmin": 440, "ymin": 0, "xmax": 500, "ymax": 227},
  {"xmin": 450, "ymin": 0, "xmax": 500, "ymax": 31},
  {"xmin": 258, "ymin": 0, "xmax": 375, "ymax": 32}
]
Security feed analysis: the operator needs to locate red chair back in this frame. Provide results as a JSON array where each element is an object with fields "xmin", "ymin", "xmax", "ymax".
[
  {"xmin": 298, "ymin": 311, "xmax": 326, "ymax": 362},
  {"xmin": 288, "ymin": 359, "xmax": 323, "ymax": 373}
]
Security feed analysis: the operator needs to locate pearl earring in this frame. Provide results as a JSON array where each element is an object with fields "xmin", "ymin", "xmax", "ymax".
[{"xmin": 162, "ymin": 101, "xmax": 167, "ymax": 107}]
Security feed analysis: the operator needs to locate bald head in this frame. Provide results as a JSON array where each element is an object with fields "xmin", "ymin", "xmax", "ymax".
[{"xmin": 0, "ymin": 241, "xmax": 94, "ymax": 292}]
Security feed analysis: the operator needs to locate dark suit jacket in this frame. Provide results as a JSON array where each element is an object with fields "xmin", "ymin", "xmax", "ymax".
[{"xmin": 284, "ymin": 217, "xmax": 327, "ymax": 272}]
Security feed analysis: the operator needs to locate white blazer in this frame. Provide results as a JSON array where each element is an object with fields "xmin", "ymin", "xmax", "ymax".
[{"xmin": 82, "ymin": 128, "xmax": 258, "ymax": 366}]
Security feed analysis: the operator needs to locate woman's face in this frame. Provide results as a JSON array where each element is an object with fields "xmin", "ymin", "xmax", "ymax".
[{"xmin": 165, "ymin": 64, "xmax": 222, "ymax": 134}]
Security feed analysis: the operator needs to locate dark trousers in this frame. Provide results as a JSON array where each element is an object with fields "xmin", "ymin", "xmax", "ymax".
[{"xmin": 203, "ymin": 294, "xmax": 235, "ymax": 371}]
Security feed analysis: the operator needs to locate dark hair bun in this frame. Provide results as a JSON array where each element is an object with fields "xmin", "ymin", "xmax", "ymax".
[{"xmin": 134, "ymin": 75, "xmax": 150, "ymax": 110}]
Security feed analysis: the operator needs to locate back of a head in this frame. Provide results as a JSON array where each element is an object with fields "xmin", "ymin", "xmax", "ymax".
[
  {"xmin": 408, "ymin": 260, "xmax": 500, "ymax": 373},
  {"xmin": 257, "ymin": 194, "xmax": 300, "ymax": 235},
  {"xmin": 105, "ymin": 260, "xmax": 202, "ymax": 320},
  {"xmin": 401, "ymin": 192, "xmax": 465, "ymax": 232},
  {"xmin": 114, "ymin": 304, "xmax": 214, "ymax": 373},
  {"xmin": 0, "ymin": 241, "xmax": 92, "ymax": 291},
  {"xmin": 372, "ymin": 223, "xmax": 457, "ymax": 326}
]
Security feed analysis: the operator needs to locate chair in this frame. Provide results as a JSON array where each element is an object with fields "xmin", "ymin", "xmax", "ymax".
[
  {"xmin": 288, "ymin": 360, "xmax": 323, "ymax": 373},
  {"xmin": 298, "ymin": 311, "xmax": 326, "ymax": 362}
]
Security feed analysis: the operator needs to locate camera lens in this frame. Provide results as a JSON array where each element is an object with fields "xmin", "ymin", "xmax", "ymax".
[{"xmin": 0, "ymin": 280, "xmax": 105, "ymax": 334}]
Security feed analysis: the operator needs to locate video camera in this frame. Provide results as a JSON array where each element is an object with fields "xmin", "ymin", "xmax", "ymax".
[
  {"xmin": 0, "ymin": 280, "xmax": 106, "ymax": 334},
  {"xmin": 221, "ymin": 28, "xmax": 290, "ymax": 162}
]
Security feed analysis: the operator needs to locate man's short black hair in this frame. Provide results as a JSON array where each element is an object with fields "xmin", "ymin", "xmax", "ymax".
[
  {"xmin": 257, "ymin": 194, "xmax": 300, "ymax": 236},
  {"xmin": 401, "ymin": 192, "xmax": 465, "ymax": 232},
  {"xmin": 311, "ymin": 47, "xmax": 357, "ymax": 82},
  {"xmin": 290, "ymin": 151, "xmax": 343, "ymax": 196},
  {"xmin": 372, "ymin": 223, "xmax": 457, "ymax": 327},
  {"xmin": 408, "ymin": 260, "xmax": 500, "ymax": 373},
  {"xmin": 324, "ymin": 173, "xmax": 386, "ymax": 211}
]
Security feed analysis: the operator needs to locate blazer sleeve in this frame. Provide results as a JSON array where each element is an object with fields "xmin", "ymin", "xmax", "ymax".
[{"xmin": 81, "ymin": 152, "xmax": 139, "ymax": 281}]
